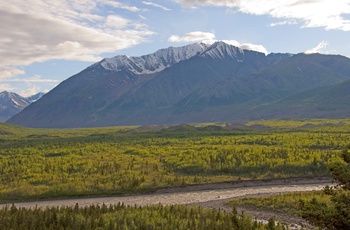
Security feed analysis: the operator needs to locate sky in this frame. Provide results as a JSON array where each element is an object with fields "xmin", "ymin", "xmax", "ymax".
[{"xmin": 1, "ymin": 0, "xmax": 350, "ymax": 97}]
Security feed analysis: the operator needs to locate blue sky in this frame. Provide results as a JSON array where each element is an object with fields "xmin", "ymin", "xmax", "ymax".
[{"xmin": 1, "ymin": 0, "xmax": 350, "ymax": 96}]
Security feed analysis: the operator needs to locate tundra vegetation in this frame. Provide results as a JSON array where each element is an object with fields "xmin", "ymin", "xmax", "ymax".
[{"xmin": 0, "ymin": 118, "xmax": 349, "ymax": 201}]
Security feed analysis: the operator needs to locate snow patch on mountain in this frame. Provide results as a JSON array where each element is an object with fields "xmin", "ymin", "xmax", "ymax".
[
  {"xmin": 0, "ymin": 91, "xmax": 46, "ymax": 121},
  {"xmin": 200, "ymin": 41, "xmax": 245, "ymax": 60},
  {"xmin": 0, "ymin": 91, "xmax": 31, "ymax": 109},
  {"xmin": 100, "ymin": 43, "xmax": 210, "ymax": 74},
  {"xmin": 99, "ymin": 41, "xmax": 252, "ymax": 74},
  {"xmin": 26, "ymin": 92, "xmax": 45, "ymax": 103}
]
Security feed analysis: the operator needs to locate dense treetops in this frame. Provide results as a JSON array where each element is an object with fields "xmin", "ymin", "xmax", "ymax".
[{"xmin": 0, "ymin": 203, "xmax": 288, "ymax": 230}]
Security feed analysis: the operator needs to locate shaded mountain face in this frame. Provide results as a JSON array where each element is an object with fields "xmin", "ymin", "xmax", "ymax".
[
  {"xmin": 248, "ymin": 79, "xmax": 350, "ymax": 120},
  {"xmin": 0, "ymin": 91, "xmax": 31, "ymax": 122},
  {"xmin": 7, "ymin": 41, "xmax": 350, "ymax": 128}
]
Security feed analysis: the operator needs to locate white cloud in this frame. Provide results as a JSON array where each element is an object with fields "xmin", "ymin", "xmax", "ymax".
[
  {"xmin": 0, "ymin": 75, "xmax": 59, "ymax": 83},
  {"xmin": 222, "ymin": 40, "xmax": 268, "ymax": 54},
  {"xmin": 174, "ymin": 0, "xmax": 350, "ymax": 31},
  {"xmin": 0, "ymin": 67, "xmax": 25, "ymax": 79},
  {"xmin": 139, "ymin": 15, "xmax": 147, "ymax": 20},
  {"xmin": 102, "ymin": 1, "xmax": 142, "ymax": 12},
  {"xmin": 142, "ymin": 1, "xmax": 171, "ymax": 11},
  {"xmin": 0, "ymin": 84, "xmax": 15, "ymax": 92},
  {"xmin": 0, "ymin": 74, "xmax": 59, "ymax": 95},
  {"xmin": 304, "ymin": 41, "xmax": 329, "ymax": 54},
  {"xmin": 168, "ymin": 32, "xmax": 268, "ymax": 54},
  {"xmin": 19, "ymin": 85, "xmax": 41, "ymax": 97},
  {"xmin": 106, "ymin": 15, "xmax": 130, "ymax": 28},
  {"xmin": 168, "ymin": 31, "xmax": 216, "ymax": 42},
  {"xmin": 0, "ymin": 0, "xmax": 155, "ymax": 78},
  {"xmin": 270, "ymin": 19, "xmax": 298, "ymax": 27},
  {"xmin": 174, "ymin": 0, "xmax": 239, "ymax": 8}
]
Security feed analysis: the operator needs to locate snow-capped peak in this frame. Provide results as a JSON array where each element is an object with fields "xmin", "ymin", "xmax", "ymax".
[
  {"xmin": 100, "ymin": 42, "xmax": 210, "ymax": 74},
  {"xmin": 200, "ymin": 41, "xmax": 244, "ymax": 60},
  {"xmin": 0, "ymin": 91, "xmax": 31, "ymax": 109},
  {"xmin": 98, "ymin": 41, "xmax": 253, "ymax": 75}
]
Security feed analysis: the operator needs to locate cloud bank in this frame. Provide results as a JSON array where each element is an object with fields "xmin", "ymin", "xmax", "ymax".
[
  {"xmin": 0, "ymin": 0, "xmax": 154, "ymax": 78},
  {"xmin": 168, "ymin": 31, "xmax": 268, "ymax": 54},
  {"xmin": 174, "ymin": 0, "xmax": 350, "ymax": 31}
]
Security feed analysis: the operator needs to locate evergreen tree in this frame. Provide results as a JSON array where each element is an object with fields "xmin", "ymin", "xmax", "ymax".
[{"xmin": 300, "ymin": 145, "xmax": 350, "ymax": 229}]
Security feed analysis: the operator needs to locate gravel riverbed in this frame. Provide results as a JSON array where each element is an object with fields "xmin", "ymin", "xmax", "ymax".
[{"xmin": 1, "ymin": 177, "xmax": 332, "ymax": 229}]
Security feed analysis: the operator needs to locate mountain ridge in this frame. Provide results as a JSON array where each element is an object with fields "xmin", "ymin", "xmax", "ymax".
[
  {"xmin": 7, "ymin": 41, "xmax": 350, "ymax": 128},
  {"xmin": 98, "ymin": 42, "xmax": 210, "ymax": 75}
]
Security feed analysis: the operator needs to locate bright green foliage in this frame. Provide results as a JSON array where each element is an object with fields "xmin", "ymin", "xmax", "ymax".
[
  {"xmin": 0, "ymin": 119, "xmax": 349, "ymax": 200},
  {"xmin": 0, "ymin": 203, "xmax": 284, "ymax": 230},
  {"xmin": 300, "ymin": 145, "xmax": 350, "ymax": 229}
]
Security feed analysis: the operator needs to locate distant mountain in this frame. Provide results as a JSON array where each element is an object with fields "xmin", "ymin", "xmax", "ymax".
[
  {"xmin": 7, "ymin": 41, "xmax": 350, "ymax": 128},
  {"xmin": 0, "ymin": 91, "xmax": 31, "ymax": 122},
  {"xmin": 0, "ymin": 91, "xmax": 45, "ymax": 122},
  {"xmin": 26, "ymin": 92, "xmax": 45, "ymax": 103}
]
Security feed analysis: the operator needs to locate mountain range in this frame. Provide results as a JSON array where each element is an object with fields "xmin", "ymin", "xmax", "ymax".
[
  {"xmin": 0, "ymin": 91, "xmax": 44, "ymax": 122},
  {"xmin": 7, "ymin": 41, "xmax": 350, "ymax": 128}
]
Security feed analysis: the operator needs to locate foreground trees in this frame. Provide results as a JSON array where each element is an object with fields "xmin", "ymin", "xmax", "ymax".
[
  {"xmin": 300, "ymin": 145, "xmax": 350, "ymax": 229},
  {"xmin": 0, "ymin": 203, "xmax": 285, "ymax": 230}
]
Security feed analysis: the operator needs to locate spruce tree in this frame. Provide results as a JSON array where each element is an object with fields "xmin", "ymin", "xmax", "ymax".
[{"xmin": 300, "ymin": 145, "xmax": 350, "ymax": 229}]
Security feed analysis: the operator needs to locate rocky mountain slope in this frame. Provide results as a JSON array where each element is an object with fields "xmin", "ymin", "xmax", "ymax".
[
  {"xmin": 0, "ymin": 91, "xmax": 31, "ymax": 122},
  {"xmin": 7, "ymin": 41, "xmax": 350, "ymax": 128}
]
